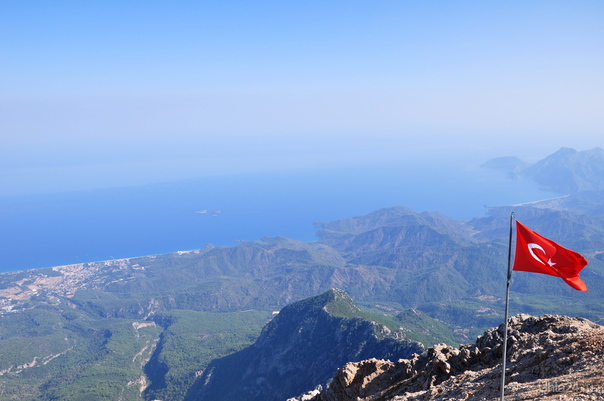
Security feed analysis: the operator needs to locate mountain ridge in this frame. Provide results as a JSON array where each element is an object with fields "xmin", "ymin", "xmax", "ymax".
[
  {"xmin": 187, "ymin": 289, "xmax": 424, "ymax": 401},
  {"xmin": 482, "ymin": 147, "xmax": 604, "ymax": 193},
  {"xmin": 293, "ymin": 314, "xmax": 604, "ymax": 401},
  {"xmin": 0, "ymin": 147, "xmax": 603, "ymax": 399}
]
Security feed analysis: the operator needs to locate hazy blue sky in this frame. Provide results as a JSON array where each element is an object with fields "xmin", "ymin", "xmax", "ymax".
[{"xmin": 1, "ymin": 1, "xmax": 603, "ymax": 195}]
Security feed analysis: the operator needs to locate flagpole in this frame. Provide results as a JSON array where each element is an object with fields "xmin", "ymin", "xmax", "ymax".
[{"xmin": 500, "ymin": 211, "xmax": 515, "ymax": 401}]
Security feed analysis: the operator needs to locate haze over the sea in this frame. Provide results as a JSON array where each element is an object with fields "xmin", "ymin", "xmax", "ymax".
[
  {"xmin": 0, "ymin": 156, "xmax": 556, "ymax": 272},
  {"xmin": 1, "ymin": 1, "xmax": 602, "ymax": 271}
]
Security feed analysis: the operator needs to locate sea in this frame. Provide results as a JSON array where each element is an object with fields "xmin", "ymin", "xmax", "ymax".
[{"xmin": 0, "ymin": 160, "xmax": 555, "ymax": 273}]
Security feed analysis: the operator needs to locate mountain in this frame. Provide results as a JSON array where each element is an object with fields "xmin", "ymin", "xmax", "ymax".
[
  {"xmin": 1, "ymin": 200, "xmax": 603, "ymax": 399},
  {"xmin": 469, "ymin": 202, "xmax": 604, "ymax": 251},
  {"xmin": 1, "ymin": 145, "xmax": 604, "ymax": 399},
  {"xmin": 315, "ymin": 207, "xmax": 478, "ymax": 267},
  {"xmin": 509, "ymin": 190, "xmax": 604, "ymax": 216},
  {"xmin": 294, "ymin": 314, "xmax": 604, "ymax": 401},
  {"xmin": 480, "ymin": 156, "xmax": 530, "ymax": 173},
  {"xmin": 520, "ymin": 147, "xmax": 604, "ymax": 193},
  {"xmin": 315, "ymin": 206, "xmax": 475, "ymax": 241},
  {"xmin": 313, "ymin": 206, "xmax": 505, "ymax": 312},
  {"xmin": 482, "ymin": 147, "xmax": 604, "ymax": 193},
  {"xmin": 187, "ymin": 289, "xmax": 424, "ymax": 401}
]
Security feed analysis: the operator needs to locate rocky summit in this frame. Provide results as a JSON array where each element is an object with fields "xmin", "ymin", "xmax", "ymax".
[
  {"xmin": 294, "ymin": 314, "xmax": 604, "ymax": 401},
  {"xmin": 187, "ymin": 289, "xmax": 423, "ymax": 401}
]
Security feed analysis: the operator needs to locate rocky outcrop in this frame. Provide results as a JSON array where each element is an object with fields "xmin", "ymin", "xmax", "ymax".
[
  {"xmin": 295, "ymin": 314, "xmax": 604, "ymax": 400},
  {"xmin": 186, "ymin": 289, "xmax": 423, "ymax": 401}
]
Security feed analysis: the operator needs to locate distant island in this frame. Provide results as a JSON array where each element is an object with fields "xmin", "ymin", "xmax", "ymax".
[{"xmin": 0, "ymin": 147, "xmax": 602, "ymax": 400}]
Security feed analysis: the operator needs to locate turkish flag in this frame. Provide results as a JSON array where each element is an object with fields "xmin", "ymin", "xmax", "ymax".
[{"xmin": 514, "ymin": 221, "xmax": 588, "ymax": 292}]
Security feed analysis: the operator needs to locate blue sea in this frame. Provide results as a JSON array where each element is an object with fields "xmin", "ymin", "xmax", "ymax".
[{"xmin": 0, "ymin": 161, "xmax": 555, "ymax": 272}]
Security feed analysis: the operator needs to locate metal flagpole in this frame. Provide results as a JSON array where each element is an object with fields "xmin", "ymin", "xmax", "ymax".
[{"xmin": 500, "ymin": 212, "xmax": 515, "ymax": 401}]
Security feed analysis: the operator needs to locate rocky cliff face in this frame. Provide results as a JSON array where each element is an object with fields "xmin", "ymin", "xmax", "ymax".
[
  {"xmin": 186, "ymin": 289, "xmax": 424, "ymax": 401},
  {"xmin": 295, "ymin": 314, "xmax": 604, "ymax": 400}
]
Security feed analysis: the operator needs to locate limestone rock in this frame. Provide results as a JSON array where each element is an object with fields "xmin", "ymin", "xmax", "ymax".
[
  {"xmin": 187, "ymin": 289, "xmax": 423, "ymax": 401},
  {"xmin": 300, "ymin": 314, "xmax": 604, "ymax": 401}
]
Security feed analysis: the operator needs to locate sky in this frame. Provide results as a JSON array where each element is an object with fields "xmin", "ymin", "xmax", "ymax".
[{"xmin": 1, "ymin": 0, "xmax": 603, "ymax": 195}]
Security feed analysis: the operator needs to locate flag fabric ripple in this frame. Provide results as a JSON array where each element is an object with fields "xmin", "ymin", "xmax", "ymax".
[{"xmin": 513, "ymin": 221, "xmax": 588, "ymax": 292}]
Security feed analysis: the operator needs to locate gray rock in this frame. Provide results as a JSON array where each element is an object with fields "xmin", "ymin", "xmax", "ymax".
[{"xmin": 305, "ymin": 314, "xmax": 604, "ymax": 401}]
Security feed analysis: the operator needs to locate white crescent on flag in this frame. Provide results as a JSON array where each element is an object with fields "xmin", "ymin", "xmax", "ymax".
[
  {"xmin": 528, "ymin": 243, "xmax": 546, "ymax": 264},
  {"xmin": 528, "ymin": 243, "xmax": 556, "ymax": 267}
]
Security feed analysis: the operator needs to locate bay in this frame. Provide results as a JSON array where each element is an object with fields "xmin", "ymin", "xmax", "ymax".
[{"xmin": 0, "ymin": 161, "xmax": 554, "ymax": 272}]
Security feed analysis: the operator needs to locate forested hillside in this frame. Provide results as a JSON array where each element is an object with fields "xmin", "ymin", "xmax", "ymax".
[{"xmin": 0, "ymin": 148, "xmax": 602, "ymax": 400}]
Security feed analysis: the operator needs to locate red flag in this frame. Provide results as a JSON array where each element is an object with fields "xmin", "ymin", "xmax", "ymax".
[{"xmin": 514, "ymin": 221, "xmax": 588, "ymax": 292}]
